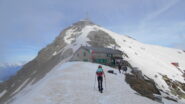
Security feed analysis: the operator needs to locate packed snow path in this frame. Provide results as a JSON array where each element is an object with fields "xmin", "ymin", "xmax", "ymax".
[{"xmin": 11, "ymin": 62, "xmax": 178, "ymax": 104}]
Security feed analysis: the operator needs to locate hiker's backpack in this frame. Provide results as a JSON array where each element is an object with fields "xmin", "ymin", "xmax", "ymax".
[
  {"xmin": 123, "ymin": 66, "xmax": 127, "ymax": 71},
  {"xmin": 96, "ymin": 71, "xmax": 103, "ymax": 76},
  {"xmin": 96, "ymin": 68, "xmax": 104, "ymax": 76}
]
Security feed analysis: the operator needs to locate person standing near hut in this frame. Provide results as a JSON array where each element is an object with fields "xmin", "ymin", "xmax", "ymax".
[
  {"xmin": 96, "ymin": 65, "xmax": 106, "ymax": 93},
  {"xmin": 122, "ymin": 65, "xmax": 128, "ymax": 73},
  {"xmin": 118, "ymin": 64, "xmax": 122, "ymax": 73}
]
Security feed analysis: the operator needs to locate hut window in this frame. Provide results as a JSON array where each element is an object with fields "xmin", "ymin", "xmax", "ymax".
[
  {"xmin": 83, "ymin": 52, "xmax": 86, "ymax": 56},
  {"xmin": 107, "ymin": 54, "xmax": 110, "ymax": 57},
  {"xmin": 107, "ymin": 54, "xmax": 112, "ymax": 57}
]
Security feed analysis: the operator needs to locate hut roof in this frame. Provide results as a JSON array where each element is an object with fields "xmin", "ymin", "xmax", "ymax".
[{"xmin": 81, "ymin": 46, "xmax": 123, "ymax": 54}]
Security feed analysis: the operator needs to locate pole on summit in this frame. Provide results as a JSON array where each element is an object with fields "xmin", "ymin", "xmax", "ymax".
[{"xmin": 85, "ymin": 11, "xmax": 90, "ymax": 20}]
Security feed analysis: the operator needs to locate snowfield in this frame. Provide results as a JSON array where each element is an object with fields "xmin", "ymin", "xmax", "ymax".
[
  {"xmin": 62, "ymin": 22, "xmax": 185, "ymax": 101},
  {"xmin": 9, "ymin": 62, "xmax": 181, "ymax": 104}
]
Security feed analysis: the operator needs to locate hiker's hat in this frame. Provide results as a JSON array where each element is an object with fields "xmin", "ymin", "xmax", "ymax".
[{"xmin": 98, "ymin": 65, "xmax": 102, "ymax": 68}]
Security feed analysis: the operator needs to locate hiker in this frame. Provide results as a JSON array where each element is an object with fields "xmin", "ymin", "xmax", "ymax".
[
  {"xmin": 118, "ymin": 64, "xmax": 122, "ymax": 73},
  {"xmin": 96, "ymin": 65, "xmax": 106, "ymax": 93},
  {"xmin": 122, "ymin": 66, "xmax": 127, "ymax": 73}
]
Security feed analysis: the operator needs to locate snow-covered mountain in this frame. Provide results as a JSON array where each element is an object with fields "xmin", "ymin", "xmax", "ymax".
[
  {"xmin": 0, "ymin": 62, "xmax": 25, "ymax": 68},
  {"xmin": 0, "ymin": 66, "xmax": 21, "ymax": 82},
  {"xmin": 0, "ymin": 63, "xmax": 23, "ymax": 82},
  {"xmin": 0, "ymin": 20, "xmax": 185, "ymax": 104}
]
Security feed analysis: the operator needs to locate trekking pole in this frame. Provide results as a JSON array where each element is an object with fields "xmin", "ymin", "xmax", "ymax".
[
  {"xmin": 104, "ymin": 76, "xmax": 107, "ymax": 91},
  {"xmin": 94, "ymin": 74, "xmax": 96, "ymax": 90}
]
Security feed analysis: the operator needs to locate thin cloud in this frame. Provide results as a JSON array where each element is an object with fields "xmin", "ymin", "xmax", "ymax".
[
  {"xmin": 146, "ymin": 0, "xmax": 179, "ymax": 21},
  {"xmin": 140, "ymin": 0, "xmax": 180, "ymax": 28}
]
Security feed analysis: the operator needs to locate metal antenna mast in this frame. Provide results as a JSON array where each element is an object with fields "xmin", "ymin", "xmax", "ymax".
[{"xmin": 85, "ymin": 12, "xmax": 89, "ymax": 20}]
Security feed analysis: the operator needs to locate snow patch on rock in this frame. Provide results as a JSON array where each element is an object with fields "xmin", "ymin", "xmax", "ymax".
[{"xmin": 0, "ymin": 90, "xmax": 7, "ymax": 98}]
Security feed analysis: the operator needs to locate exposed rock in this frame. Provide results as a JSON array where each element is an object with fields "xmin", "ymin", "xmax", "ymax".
[
  {"xmin": 122, "ymin": 60, "xmax": 132, "ymax": 69},
  {"xmin": 125, "ymin": 67, "xmax": 161, "ymax": 101},
  {"xmin": 87, "ymin": 30, "xmax": 120, "ymax": 48},
  {"xmin": 177, "ymin": 51, "xmax": 182, "ymax": 54},
  {"xmin": 62, "ymin": 20, "xmax": 95, "ymax": 44},
  {"xmin": 125, "ymin": 35, "xmax": 136, "ymax": 40},
  {"xmin": 162, "ymin": 75, "xmax": 185, "ymax": 99},
  {"xmin": 107, "ymin": 70, "xmax": 117, "ymax": 75},
  {"xmin": 131, "ymin": 67, "xmax": 143, "ymax": 80},
  {"xmin": 125, "ymin": 73, "xmax": 161, "ymax": 101},
  {"xmin": 165, "ymin": 96, "xmax": 178, "ymax": 102},
  {"xmin": 72, "ymin": 20, "xmax": 95, "ymax": 32}
]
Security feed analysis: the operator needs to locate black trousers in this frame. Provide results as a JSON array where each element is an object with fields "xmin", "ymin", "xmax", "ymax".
[
  {"xmin": 97, "ymin": 76, "xmax": 103, "ymax": 91},
  {"xmin": 118, "ymin": 66, "xmax": 121, "ymax": 73}
]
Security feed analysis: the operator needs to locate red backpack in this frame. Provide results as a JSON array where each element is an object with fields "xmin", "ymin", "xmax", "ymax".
[{"xmin": 96, "ymin": 71, "xmax": 104, "ymax": 76}]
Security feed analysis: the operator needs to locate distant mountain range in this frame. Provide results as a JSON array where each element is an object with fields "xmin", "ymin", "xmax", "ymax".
[{"xmin": 0, "ymin": 63, "xmax": 25, "ymax": 82}]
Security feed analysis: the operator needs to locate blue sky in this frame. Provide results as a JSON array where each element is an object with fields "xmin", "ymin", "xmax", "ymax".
[{"xmin": 0, "ymin": 0, "xmax": 185, "ymax": 64}]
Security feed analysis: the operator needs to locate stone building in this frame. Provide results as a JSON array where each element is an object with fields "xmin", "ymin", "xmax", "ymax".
[{"xmin": 71, "ymin": 46, "xmax": 123, "ymax": 66}]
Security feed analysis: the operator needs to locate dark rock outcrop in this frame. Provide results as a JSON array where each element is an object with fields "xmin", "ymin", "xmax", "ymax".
[
  {"xmin": 162, "ymin": 74, "xmax": 185, "ymax": 99},
  {"xmin": 125, "ymin": 73, "xmax": 161, "ymax": 101},
  {"xmin": 125, "ymin": 68, "xmax": 161, "ymax": 102},
  {"xmin": 87, "ymin": 30, "xmax": 120, "ymax": 48}
]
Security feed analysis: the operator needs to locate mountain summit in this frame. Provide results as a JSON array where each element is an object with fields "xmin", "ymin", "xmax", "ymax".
[{"xmin": 0, "ymin": 20, "xmax": 185, "ymax": 104}]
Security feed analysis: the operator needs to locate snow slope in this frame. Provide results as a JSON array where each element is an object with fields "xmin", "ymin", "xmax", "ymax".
[
  {"xmin": 96, "ymin": 25, "xmax": 185, "ymax": 100},
  {"xmin": 9, "ymin": 62, "xmax": 180, "ymax": 104},
  {"xmin": 62, "ymin": 21, "xmax": 185, "ymax": 101}
]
